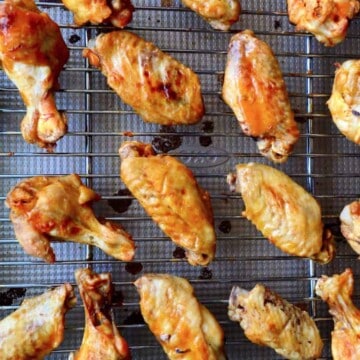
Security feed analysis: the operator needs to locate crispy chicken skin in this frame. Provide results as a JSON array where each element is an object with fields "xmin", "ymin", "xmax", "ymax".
[
  {"xmin": 62, "ymin": 0, "xmax": 134, "ymax": 27},
  {"xmin": 228, "ymin": 284, "xmax": 323, "ymax": 359},
  {"xmin": 0, "ymin": 283, "xmax": 75, "ymax": 360},
  {"xmin": 83, "ymin": 31, "xmax": 204, "ymax": 126},
  {"xmin": 5, "ymin": 174, "xmax": 135, "ymax": 262},
  {"xmin": 135, "ymin": 274, "xmax": 226, "ymax": 360},
  {"xmin": 328, "ymin": 60, "xmax": 360, "ymax": 144},
  {"xmin": 0, "ymin": 0, "xmax": 69, "ymax": 151},
  {"xmin": 227, "ymin": 163, "xmax": 335, "ymax": 263},
  {"xmin": 181, "ymin": 0, "xmax": 241, "ymax": 30},
  {"xmin": 315, "ymin": 268, "xmax": 360, "ymax": 359},
  {"xmin": 70, "ymin": 268, "xmax": 130, "ymax": 360},
  {"xmin": 222, "ymin": 30, "xmax": 300, "ymax": 163},
  {"xmin": 287, "ymin": 0, "xmax": 360, "ymax": 46},
  {"xmin": 119, "ymin": 141, "xmax": 216, "ymax": 266},
  {"xmin": 340, "ymin": 200, "xmax": 360, "ymax": 254}
]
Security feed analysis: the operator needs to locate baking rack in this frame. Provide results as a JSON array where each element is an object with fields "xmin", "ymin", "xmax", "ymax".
[{"xmin": 1, "ymin": 0, "xmax": 360, "ymax": 358}]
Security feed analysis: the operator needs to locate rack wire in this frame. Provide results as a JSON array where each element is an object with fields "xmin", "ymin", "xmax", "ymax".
[{"xmin": 1, "ymin": 0, "xmax": 360, "ymax": 358}]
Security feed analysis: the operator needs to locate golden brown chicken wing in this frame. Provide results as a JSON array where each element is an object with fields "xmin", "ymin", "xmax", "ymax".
[
  {"xmin": 83, "ymin": 31, "xmax": 204, "ymax": 126},
  {"xmin": 227, "ymin": 163, "xmax": 335, "ymax": 263},
  {"xmin": 181, "ymin": 0, "xmax": 241, "ymax": 30},
  {"xmin": 315, "ymin": 268, "xmax": 360, "ymax": 360},
  {"xmin": 0, "ymin": 283, "xmax": 75, "ymax": 360},
  {"xmin": 287, "ymin": 0, "xmax": 360, "ymax": 46},
  {"xmin": 135, "ymin": 274, "xmax": 226, "ymax": 360},
  {"xmin": 0, "ymin": 0, "xmax": 69, "ymax": 151},
  {"xmin": 62, "ymin": 0, "xmax": 134, "ymax": 27},
  {"xmin": 119, "ymin": 141, "xmax": 216, "ymax": 266},
  {"xmin": 222, "ymin": 30, "xmax": 300, "ymax": 163},
  {"xmin": 5, "ymin": 174, "xmax": 135, "ymax": 263},
  {"xmin": 328, "ymin": 60, "xmax": 360, "ymax": 144},
  {"xmin": 340, "ymin": 199, "xmax": 360, "ymax": 254},
  {"xmin": 70, "ymin": 268, "xmax": 130, "ymax": 360},
  {"xmin": 228, "ymin": 284, "xmax": 323, "ymax": 359}
]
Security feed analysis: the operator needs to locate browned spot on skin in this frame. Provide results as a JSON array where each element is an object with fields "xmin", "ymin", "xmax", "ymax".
[
  {"xmin": 294, "ymin": 302, "xmax": 308, "ymax": 312},
  {"xmin": 122, "ymin": 131, "xmax": 134, "ymax": 137},
  {"xmin": 350, "ymin": 202, "xmax": 360, "ymax": 216}
]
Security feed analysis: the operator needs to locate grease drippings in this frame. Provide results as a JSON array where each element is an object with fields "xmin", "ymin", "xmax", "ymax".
[
  {"xmin": 125, "ymin": 262, "xmax": 143, "ymax": 275},
  {"xmin": 69, "ymin": 34, "xmax": 81, "ymax": 44},
  {"xmin": 152, "ymin": 125, "xmax": 182, "ymax": 153},
  {"xmin": 108, "ymin": 189, "xmax": 133, "ymax": 213},
  {"xmin": 218, "ymin": 220, "xmax": 232, "ymax": 234},
  {"xmin": 124, "ymin": 310, "xmax": 145, "ymax": 325},
  {"xmin": 0, "ymin": 288, "xmax": 26, "ymax": 306},
  {"xmin": 198, "ymin": 267, "xmax": 213, "ymax": 280},
  {"xmin": 172, "ymin": 247, "xmax": 186, "ymax": 259}
]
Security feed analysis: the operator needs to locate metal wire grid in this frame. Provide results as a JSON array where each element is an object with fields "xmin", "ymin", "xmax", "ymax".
[{"xmin": 1, "ymin": 0, "xmax": 360, "ymax": 358}]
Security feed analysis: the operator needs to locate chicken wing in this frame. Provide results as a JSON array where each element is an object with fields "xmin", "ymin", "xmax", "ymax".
[
  {"xmin": 119, "ymin": 141, "xmax": 216, "ymax": 266},
  {"xmin": 0, "ymin": 0, "xmax": 69, "ymax": 151},
  {"xmin": 228, "ymin": 284, "xmax": 323, "ymax": 359},
  {"xmin": 181, "ymin": 0, "xmax": 241, "ymax": 30},
  {"xmin": 135, "ymin": 274, "xmax": 226, "ymax": 360},
  {"xmin": 62, "ymin": 0, "xmax": 134, "ymax": 27},
  {"xmin": 315, "ymin": 268, "xmax": 360, "ymax": 359},
  {"xmin": 340, "ymin": 199, "xmax": 360, "ymax": 254},
  {"xmin": 328, "ymin": 60, "xmax": 360, "ymax": 144},
  {"xmin": 222, "ymin": 30, "xmax": 300, "ymax": 163},
  {"xmin": 5, "ymin": 174, "xmax": 135, "ymax": 262},
  {"xmin": 70, "ymin": 268, "xmax": 130, "ymax": 360},
  {"xmin": 287, "ymin": 0, "xmax": 360, "ymax": 46},
  {"xmin": 227, "ymin": 163, "xmax": 335, "ymax": 263},
  {"xmin": 0, "ymin": 283, "xmax": 75, "ymax": 360},
  {"xmin": 83, "ymin": 31, "xmax": 204, "ymax": 126}
]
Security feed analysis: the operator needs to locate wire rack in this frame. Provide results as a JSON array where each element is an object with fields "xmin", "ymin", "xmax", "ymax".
[{"xmin": 1, "ymin": 0, "xmax": 360, "ymax": 358}]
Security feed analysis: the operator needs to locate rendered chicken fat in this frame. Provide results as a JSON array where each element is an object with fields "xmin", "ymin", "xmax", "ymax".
[{"xmin": 222, "ymin": 30, "xmax": 299, "ymax": 163}]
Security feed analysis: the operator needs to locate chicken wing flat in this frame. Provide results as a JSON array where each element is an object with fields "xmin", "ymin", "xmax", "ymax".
[
  {"xmin": 119, "ymin": 141, "xmax": 216, "ymax": 266},
  {"xmin": 62, "ymin": 0, "xmax": 134, "ymax": 27},
  {"xmin": 5, "ymin": 174, "xmax": 135, "ymax": 262},
  {"xmin": 0, "ymin": 0, "xmax": 69, "ymax": 150},
  {"xmin": 70, "ymin": 268, "xmax": 130, "ymax": 360},
  {"xmin": 287, "ymin": 0, "xmax": 360, "ymax": 46},
  {"xmin": 340, "ymin": 199, "xmax": 360, "ymax": 254},
  {"xmin": 228, "ymin": 284, "xmax": 323, "ymax": 359},
  {"xmin": 315, "ymin": 268, "xmax": 360, "ymax": 359},
  {"xmin": 328, "ymin": 60, "xmax": 360, "ymax": 144},
  {"xmin": 135, "ymin": 274, "xmax": 226, "ymax": 360},
  {"xmin": 0, "ymin": 283, "xmax": 75, "ymax": 360},
  {"xmin": 222, "ymin": 30, "xmax": 300, "ymax": 163},
  {"xmin": 227, "ymin": 163, "xmax": 335, "ymax": 263},
  {"xmin": 83, "ymin": 31, "xmax": 204, "ymax": 126},
  {"xmin": 181, "ymin": 0, "xmax": 241, "ymax": 30}
]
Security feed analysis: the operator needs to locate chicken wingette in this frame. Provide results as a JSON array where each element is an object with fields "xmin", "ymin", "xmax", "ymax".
[
  {"xmin": 119, "ymin": 141, "xmax": 216, "ymax": 266},
  {"xmin": 328, "ymin": 60, "xmax": 360, "ymax": 144},
  {"xmin": 287, "ymin": 0, "xmax": 360, "ymax": 46},
  {"xmin": 5, "ymin": 174, "xmax": 135, "ymax": 262},
  {"xmin": 222, "ymin": 30, "xmax": 300, "ymax": 163},
  {"xmin": 0, "ymin": 284, "xmax": 75, "ymax": 360},
  {"xmin": 228, "ymin": 284, "xmax": 323, "ymax": 359},
  {"xmin": 135, "ymin": 274, "xmax": 226, "ymax": 360},
  {"xmin": 315, "ymin": 268, "xmax": 360, "ymax": 359},
  {"xmin": 340, "ymin": 199, "xmax": 360, "ymax": 254},
  {"xmin": 0, "ymin": 0, "xmax": 69, "ymax": 150},
  {"xmin": 83, "ymin": 31, "xmax": 204, "ymax": 126},
  {"xmin": 70, "ymin": 268, "xmax": 130, "ymax": 360},
  {"xmin": 227, "ymin": 163, "xmax": 335, "ymax": 263},
  {"xmin": 181, "ymin": 0, "xmax": 241, "ymax": 30},
  {"xmin": 62, "ymin": 0, "xmax": 134, "ymax": 27}
]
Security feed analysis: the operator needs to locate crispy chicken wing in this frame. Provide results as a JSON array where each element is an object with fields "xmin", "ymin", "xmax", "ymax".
[
  {"xmin": 62, "ymin": 0, "xmax": 134, "ymax": 27},
  {"xmin": 181, "ymin": 0, "xmax": 241, "ymax": 30},
  {"xmin": 328, "ymin": 60, "xmax": 360, "ymax": 144},
  {"xmin": 0, "ymin": 283, "xmax": 75, "ymax": 360},
  {"xmin": 222, "ymin": 30, "xmax": 300, "ymax": 163},
  {"xmin": 119, "ymin": 141, "xmax": 216, "ymax": 266},
  {"xmin": 0, "ymin": 0, "xmax": 69, "ymax": 150},
  {"xmin": 315, "ymin": 268, "xmax": 360, "ymax": 359},
  {"xmin": 70, "ymin": 268, "xmax": 130, "ymax": 360},
  {"xmin": 5, "ymin": 174, "xmax": 135, "ymax": 263},
  {"xmin": 228, "ymin": 284, "xmax": 323, "ymax": 359},
  {"xmin": 340, "ymin": 199, "xmax": 360, "ymax": 254},
  {"xmin": 135, "ymin": 274, "xmax": 226, "ymax": 360},
  {"xmin": 83, "ymin": 31, "xmax": 204, "ymax": 126},
  {"xmin": 227, "ymin": 163, "xmax": 335, "ymax": 263},
  {"xmin": 287, "ymin": 0, "xmax": 360, "ymax": 46}
]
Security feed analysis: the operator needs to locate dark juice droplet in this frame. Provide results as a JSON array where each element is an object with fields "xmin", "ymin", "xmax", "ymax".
[
  {"xmin": 199, "ymin": 136, "xmax": 212, "ymax": 147},
  {"xmin": 152, "ymin": 126, "xmax": 182, "ymax": 153},
  {"xmin": 218, "ymin": 220, "xmax": 232, "ymax": 234},
  {"xmin": 198, "ymin": 267, "xmax": 212, "ymax": 280},
  {"xmin": 69, "ymin": 34, "xmax": 81, "ymax": 44},
  {"xmin": 124, "ymin": 310, "xmax": 145, "ymax": 325},
  {"xmin": 0, "ymin": 288, "xmax": 26, "ymax": 306},
  {"xmin": 173, "ymin": 247, "xmax": 186, "ymax": 259},
  {"xmin": 108, "ymin": 189, "xmax": 133, "ymax": 214},
  {"xmin": 125, "ymin": 262, "xmax": 143, "ymax": 275}
]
